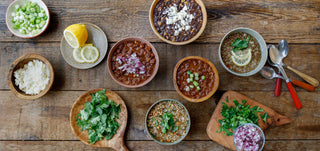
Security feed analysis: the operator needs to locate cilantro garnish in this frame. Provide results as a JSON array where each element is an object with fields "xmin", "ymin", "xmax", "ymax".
[
  {"xmin": 76, "ymin": 89, "xmax": 121, "ymax": 144},
  {"xmin": 217, "ymin": 98, "xmax": 269, "ymax": 136},
  {"xmin": 260, "ymin": 112, "xmax": 270, "ymax": 124},
  {"xmin": 231, "ymin": 35, "xmax": 251, "ymax": 52},
  {"xmin": 160, "ymin": 113, "xmax": 178, "ymax": 134}
]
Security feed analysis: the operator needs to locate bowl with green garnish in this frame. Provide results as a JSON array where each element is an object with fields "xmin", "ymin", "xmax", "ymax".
[
  {"xmin": 219, "ymin": 27, "xmax": 267, "ymax": 76},
  {"xmin": 145, "ymin": 99, "xmax": 191, "ymax": 145},
  {"xmin": 6, "ymin": 0, "xmax": 50, "ymax": 38}
]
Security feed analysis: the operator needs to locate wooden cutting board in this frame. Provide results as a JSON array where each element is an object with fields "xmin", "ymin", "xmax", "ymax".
[
  {"xmin": 70, "ymin": 88, "xmax": 128, "ymax": 151},
  {"xmin": 206, "ymin": 91, "xmax": 291, "ymax": 150}
]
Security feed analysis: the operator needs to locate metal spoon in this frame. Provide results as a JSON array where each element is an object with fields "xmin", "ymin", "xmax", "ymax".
[
  {"xmin": 268, "ymin": 45, "xmax": 282, "ymax": 96},
  {"xmin": 269, "ymin": 45, "xmax": 302, "ymax": 109},
  {"xmin": 260, "ymin": 66, "xmax": 315, "ymax": 91},
  {"xmin": 278, "ymin": 40, "xmax": 319, "ymax": 87}
]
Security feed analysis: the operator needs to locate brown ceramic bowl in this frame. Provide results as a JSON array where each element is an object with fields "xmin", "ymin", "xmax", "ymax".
[
  {"xmin": 6, "ymin": 0, "xmax": 50, "ymax": 38},
  {"xmin": 7, "ymin": 53, "xmax": 54, "ymax": 100},
  {"xmin": 107, "ymin": 37, "xmax": 159, "ymax": 88},
  {"xmin": 149, "ymin": 0, "xmax": 207, "ymax": 45},
  {"xmin": 173, "ymin": 56, "xmax": 219, "ymax": 102}
]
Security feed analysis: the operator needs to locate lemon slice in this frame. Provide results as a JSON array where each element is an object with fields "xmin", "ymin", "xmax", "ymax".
[
  {"xmin": 231, "ymin": 51, "xmax": 252, "ymax": 66},
  {"xmin": 232, "ymin": 48, "xmax": 251, "ymax": 58},
  {"xmin": 73, "ymin": 48, "xmax": 85, "ymax": 63},
  {"xmin": 64, "ymin": 24, "xmax": 88, "ymax": 48},
  {"xmin": 80, "ymin": 44, "xmax": 100, "ymax": 63}
]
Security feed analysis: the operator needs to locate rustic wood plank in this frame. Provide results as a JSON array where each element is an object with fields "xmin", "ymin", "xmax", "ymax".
[
  {"xmin": 0, "ymin": 91, "xmax": 319, "ymax": 141},
  {"xmin": 0, "ymin": 0, "xmax": 319, "ymax": 43},
  {"xmin": 1, "ymin": 43, "xmax": 319, "ymax": 91},
  {"xmin": 0, "ymin": 140, "xmax": 319, "ymax": 151}
]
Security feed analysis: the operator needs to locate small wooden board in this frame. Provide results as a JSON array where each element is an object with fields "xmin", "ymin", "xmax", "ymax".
[
  {"xmin": 206, "ymin": 91, "xmax": 291, "ymax": 150},
  {"xmin": 70, "ymin": 88, "xmax": 128, "ymax": 151}
]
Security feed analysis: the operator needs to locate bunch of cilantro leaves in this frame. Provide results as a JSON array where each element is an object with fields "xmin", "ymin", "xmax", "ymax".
[
  {"xmin": 231, "ymin": 35, "xmax": 251, "ymax": 52},
  {"xmin": 217, "ymin": 97, "xmax": 270, "ymax": 136},
  {"xmin": 76, "ymin": 89, "xmax": 121, "ymax": 144},
  {"xmin": 160, "ymin": 113, "xmax": 179, "ymax": 134}
]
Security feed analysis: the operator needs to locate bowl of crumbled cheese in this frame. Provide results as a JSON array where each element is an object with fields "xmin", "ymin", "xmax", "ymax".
[{"xmin": 7, "ymin": 53, "xmax": 54, "ymax": 100}]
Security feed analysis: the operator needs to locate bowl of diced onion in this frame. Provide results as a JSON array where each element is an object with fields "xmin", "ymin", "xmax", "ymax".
[
  {"xmin": 233, "ymin": 123, "xmax": 265, "ymax": 151},
  {"xmin": 6, "ymin": 0, "xmax": 50, "ymax": 38}
]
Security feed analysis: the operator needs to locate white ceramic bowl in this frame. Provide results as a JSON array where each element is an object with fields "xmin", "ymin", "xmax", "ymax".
[
  {"xmin": 6, "ymin": 0, "xmax": 50, "ymax": 38},
  {"xmin": 218, "ymin": 27, "xmax": 268, "ymax": 76}
]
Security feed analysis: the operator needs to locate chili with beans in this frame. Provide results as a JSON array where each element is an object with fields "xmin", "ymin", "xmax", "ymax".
[
  {"xmin": 176, "ymin": 59, "xmax": 215, "ymax": 99},
  {"xmin": 111, "ymin": 40, "xmax": 156, "ymax": 85},
  {"xmin": 153, "ymin": 0, "xmax": 203, "ymax": 42}
]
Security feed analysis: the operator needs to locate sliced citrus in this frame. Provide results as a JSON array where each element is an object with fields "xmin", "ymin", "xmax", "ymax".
[
  {"xmin": 80, "ymin": 44, "xmax": 100, "ymax": 63},
  {"xmin": 232, "ymin": 48, "xmax": 251, "ymax": 58},
  {"xmin": 231, "ymin": 51, "xmax": 252, "ymax": 67},
  {"xmin": 73, "ymin": 48, "xmax": 85, "ymax": 63},
  {"xmin": 63, "ymin": 24, "xmax": 88, "ymax": 48}
]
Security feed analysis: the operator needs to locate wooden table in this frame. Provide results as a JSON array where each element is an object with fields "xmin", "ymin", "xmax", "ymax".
[{"xmin": 0, "ymin": 0, "xmax": 319, "ymax": 150}]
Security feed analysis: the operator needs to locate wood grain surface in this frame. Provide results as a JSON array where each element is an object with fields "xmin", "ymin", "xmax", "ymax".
[{"xmin": 0, "ymin": 0, "xmax": 319, "ymax": 150}]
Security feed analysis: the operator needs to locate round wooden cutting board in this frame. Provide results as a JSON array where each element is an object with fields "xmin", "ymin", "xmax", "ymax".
[{"xmin": 70, "ymin": 88, "xmax": 128, "ymax": 151}]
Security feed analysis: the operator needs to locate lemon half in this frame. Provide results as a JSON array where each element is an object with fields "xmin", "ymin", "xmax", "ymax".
[
  {"xmin": 80, "ymin": 44, "xmax": 100, "ymax": 63},
  {"xmin": 64, "ymin": 24, "xmax": 88, "ymax": 48}
]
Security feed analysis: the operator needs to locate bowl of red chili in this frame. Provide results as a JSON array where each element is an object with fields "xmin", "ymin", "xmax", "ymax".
[
  {"xmin": 107, "ymin": 37, "xmax": 159, "ymax": 88},
  {"xmin": 173, "ymin": 56, "xmax": 219, "ymax": 102}
]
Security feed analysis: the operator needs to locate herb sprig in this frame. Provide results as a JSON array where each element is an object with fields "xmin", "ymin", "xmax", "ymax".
[
  {"xmin": 76, "ymin": 89, "xmax": 121, "ymax": 144},
  {"xmin": 160, "ymin": 113, "xmax": 178, "ymax": 134},
  {"xmin": 231, "ymin": 36, "xmax": 251, "ymax": 52},
  {"xmin": 217, "ymin": 98, "xmax": 269, "ymax": 136}
]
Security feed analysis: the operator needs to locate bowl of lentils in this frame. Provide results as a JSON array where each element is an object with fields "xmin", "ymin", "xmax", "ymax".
[
  {"xmin": 149, "ymin": 0, "xmax": 207, "ymax": 45},
  {"xmin": 219, "ymin": 28, "xmax": 267, "ymax": 76},
  {"xmin": 6, "ymin": 0, "xmax": 50, "ymax": 38},
  {"xmin": 145, "ymin": 99, "xmax": 191, "ymax": 145}
]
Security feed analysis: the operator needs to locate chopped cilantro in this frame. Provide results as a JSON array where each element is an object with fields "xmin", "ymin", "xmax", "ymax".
[
  {"xmin": 231, "ymin": 35, "xmax": 251, "ymax": 52},
  {"xmin": 76, "ymin": 89, "xmax": 121, "ymax": 144},
  {"xmin": 160, "ymin": 113, "xmax": 178, "ymax": 134}
]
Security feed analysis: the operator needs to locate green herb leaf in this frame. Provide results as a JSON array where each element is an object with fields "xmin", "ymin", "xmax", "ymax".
[
  {"xmin": 260, "ymin": 112, "xmax": 270, "ymax": 124},
  {"xmin": 231, "ymin": 36, "xmax": 251, "ymax": 52},
  {"xmin": 160, "ymin": 113, "xmax": 177, "ymax": 134}
]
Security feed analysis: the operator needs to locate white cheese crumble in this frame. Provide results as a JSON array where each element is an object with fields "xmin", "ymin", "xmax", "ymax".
[
  {"xmin": 14, "ymin": 59, "xmax": 50, "ymax": 95},
  {"xmin": 164, "ymin": 4, "xmax": 194, "ymax": 36}
]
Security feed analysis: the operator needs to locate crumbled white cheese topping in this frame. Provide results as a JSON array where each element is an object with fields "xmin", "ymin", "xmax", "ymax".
[
  {"xmin": 164, "ymin": 4, "xmax": 194, "ymax": 36},
  {"xmin": 14, "ymin": 60, "xmax": 50, "ymax": 95}
]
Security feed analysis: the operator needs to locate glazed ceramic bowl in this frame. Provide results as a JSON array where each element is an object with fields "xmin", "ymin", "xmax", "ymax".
[
  {"xmin": 107, "ymin": 37, "xmax": 159, "ymax": 88},
  {"xmin": 233, "ymin": 123, "xmax": 265, "ymax": 151},
  {"xmin": 145, "ymin": 99, "xmax": 191, "ymax": 145},
  {"xmin": 218, "ymin": 27, "xmax": 268, "ymax": 76},
  {"xmin": 173, "ymin": 56, "xmax": 219, "ymax": 103},
  {"xmin": 149, "ymin": 0, "xmax": 207, "ymax": 45},
  {"xmin": 6, "ymin": 0, "xmax": 50, "ymax": 38},
  {"xmin": 7, "ymin": 53, "xmax": 54, "ymax": 100}
]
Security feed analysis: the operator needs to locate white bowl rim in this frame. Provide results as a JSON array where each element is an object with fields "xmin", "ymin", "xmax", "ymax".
[
  {"xmin": 218, "ymin": 27, "xmax": 268, "ymax": 76},
  {"xmin": 5, "ymin": 0, "xmax": 50, "ymax": 38}
]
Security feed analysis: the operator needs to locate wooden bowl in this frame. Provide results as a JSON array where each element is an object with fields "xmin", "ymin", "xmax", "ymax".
[
  {"xmin": 107, "ymin": 37, "xmax": 159, "ymax": 88},
  {"xmin": 6, "ymin": 0, "xmax": 50, "ymax": 38},
  {"xmin": 70, "ymin": 88, "xmax": 128, "ymax": 150},
  {"xmin": 7, "ymin": 53, "xmax": 54, "ymax": 100},
  {"xmin": 173, "ymin": 56, "xmax": 219, "ymax": 103},
  {"xmin": 149, "ymin": 0, "xmax": 207, "ymax": 45}
]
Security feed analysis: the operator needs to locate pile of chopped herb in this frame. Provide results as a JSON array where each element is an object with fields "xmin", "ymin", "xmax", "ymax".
[
  {"xmin": 231, "ymin": 36, "xmax": 251, "ymax": 52},
  {"xmin": 160, "ymin": 113, "xmax": 178, "ymax": 134},
  {"xmin": 76, "ymin": 89, "xmax": 121, "ymax": 144},
  {"xmin": 217, "ymin": 97, "xmax": 270, "ymax": 136}
]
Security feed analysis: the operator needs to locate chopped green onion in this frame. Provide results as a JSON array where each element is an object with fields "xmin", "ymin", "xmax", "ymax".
[
  {"xmin": 185, "ymin": 86, "xmax": 190, "ymax": 92},
  {"xmin": 189, "ymin": 85, "xmax": 194, "ymax": 88},
  {"xmin": 196, "ymin": 86, "xmax": 201, "ymax": 91},
  {"xmin": 187, "ymin": 71, "xmax": 191, "ymax": 75},
  {"xmin": 193, "ymin": 81, "xmax": 199, "ymax": 87},
  {"xmin": 195, "ymin": 76, "xmax": 199, "ymax": 81},
  {"xmin": 201, "ymin": 75, "xmax": 206, "ymax": 80},
  {"xmin": 190, "ymin": 74, "xmax": 194, "ymax": 78},
  {"xmin": 186, "ymin": 78, "xmax": 191, "ymax": 83},
  {"xmin": 194, "ymin": 73, "xmax": 199, "ymax": 77}
]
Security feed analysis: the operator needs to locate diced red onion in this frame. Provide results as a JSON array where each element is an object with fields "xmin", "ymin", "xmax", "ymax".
[
  {"xmin": 233, "ymin": 124, "xmax": 264, "ymax": 151},
  {"xmin": 117, "ymin": 53, "xmax": 146, "ymax": 75}
]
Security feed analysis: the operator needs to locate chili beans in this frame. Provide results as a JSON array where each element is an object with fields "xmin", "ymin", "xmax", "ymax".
[
  {"xmin": 111, "ymin": 40, "xmax": 156, "ymax": 85},
  {"xmin": 153, "ymin": 0, "xmax": 203, "ymax": 42},
  {"xmin": 176, "ymin": 59, "xmax": 215, "ymax": 99}
]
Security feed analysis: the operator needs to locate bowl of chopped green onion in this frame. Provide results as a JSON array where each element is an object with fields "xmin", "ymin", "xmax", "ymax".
[{"xmin": 6, "ymin": 0, "xmax": 50, "ymax": 38}]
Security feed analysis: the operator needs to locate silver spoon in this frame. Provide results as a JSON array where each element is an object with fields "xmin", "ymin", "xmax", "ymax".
[
  {"xmin": 260, "ymin": 66, "xmax": 315, "ymax": 91},
  {"xmin": 269, "ymin": 45, "xmax": 302, "ymax": 109},
  {"xmin": 268, "ymin": 45, "xmax": 282, "ymax": 96},
  {"xmin": 278, "ymin": 39, "xmax": 319, "ymax": 87}
]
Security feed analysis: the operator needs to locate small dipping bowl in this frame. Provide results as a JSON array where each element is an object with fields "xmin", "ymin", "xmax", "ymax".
[
  {"xmin": 6, "ymin": 0, "xmax": 50, "ymax": 38},
  {"xmin": 107, "ymin": 37, "xmax": 159, "ymax": 88},
  {"xmin": 219, "ymin": 27, "xmax": 268, "ymax": 76},
  {"xmin": 7, "ymin": 53, "xmax": 54, "ymax": 100},
  {"xmin": 145, "ymin": 99, "xmax": 191, "ymax": 145},
  {"xmin": 233, "ymin": 123, "xmax": 265, "ymax": 151}
]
